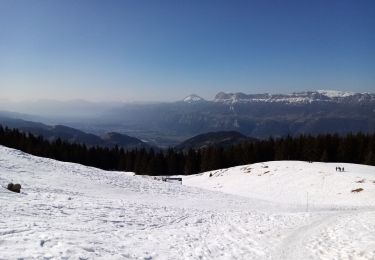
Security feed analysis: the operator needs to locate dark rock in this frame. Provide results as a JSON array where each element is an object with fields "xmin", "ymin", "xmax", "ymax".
[
  {"xmin": 12, "ymin": 184, "xmax": 21, "ymax": 193},
  {"xmin": 7, "ymin": 183, "xmax": 21, "ymax": 193}
]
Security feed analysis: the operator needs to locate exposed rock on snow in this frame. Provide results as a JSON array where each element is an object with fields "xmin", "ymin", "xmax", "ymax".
[{"xmin": 6, "ymin": 183, "xmax": 21, "ymax": 193}]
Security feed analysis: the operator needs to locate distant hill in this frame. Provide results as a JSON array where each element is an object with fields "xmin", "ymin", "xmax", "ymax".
[
  {"xmin": 101, "ymin": 132, "xmax": 152, "ymax": 150},
  {"xmin": 0, "ymin": 115, "xmax": 151, "ymax": 150},
  {"xmin": 175, "ymin": 131, "xmax": 256, "ymax": 151}
]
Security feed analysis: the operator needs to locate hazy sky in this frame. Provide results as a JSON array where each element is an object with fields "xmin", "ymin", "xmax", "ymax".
[{"xmin": 1, "ymin": 0, "xmax": 374, "ymax": 102}]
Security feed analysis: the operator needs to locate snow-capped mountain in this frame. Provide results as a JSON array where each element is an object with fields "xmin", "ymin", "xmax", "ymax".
[
  {"xmin": 182, "ymin": 94, "xmax": 206, "ymax": 103},
  {"xmin": 1, "ymin": 145, "xmax": 375, "ymax": 259},
  {"xmin": 316, "ymin": 89, "xmax": 356, "ymax": 98},
  {"xmin": 91, "ymin": 89, "xmax": 375, "ymax": 146},
  {"xmin": 213, "ymin": 90, "xmax": 375, "ymax": 104}
]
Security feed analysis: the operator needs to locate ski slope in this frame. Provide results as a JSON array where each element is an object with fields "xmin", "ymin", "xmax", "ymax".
[{"xmin": 1, "ymin": 145, "xmax": 374, "ymax": 259}]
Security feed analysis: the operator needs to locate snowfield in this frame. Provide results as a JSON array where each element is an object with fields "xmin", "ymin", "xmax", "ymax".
[
  {"xmin": 183, "ymin": 161, "xmax": 375, "ymax": 208},
  {"xmin": 1, "ymin": 145, "xmax": 374, "ymax": 259}
]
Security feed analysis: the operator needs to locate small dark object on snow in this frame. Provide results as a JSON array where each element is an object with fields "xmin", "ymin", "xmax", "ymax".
[
  {"xmin": 162, "ymin": 177, "xmax": 182, "ymax": 184},
  {"xmin": 7, "ymin": 183, "xmax": 21, "ymax": 193}
]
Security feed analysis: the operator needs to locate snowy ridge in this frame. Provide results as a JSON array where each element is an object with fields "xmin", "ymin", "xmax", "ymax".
[
  {"xmin": 316, "ymin": 89, "xmax": 356, "ymax": 98},
  {"xmin": 1, "ymin": 145, "xmax": 375, "ymax": 259},
  {"xmin": 182, "ymin": 94, "xmax": 205, "ymax": 103},
  {"xmin": 213, "ymin": 90, "xmax": 375, "ymax": 104}
]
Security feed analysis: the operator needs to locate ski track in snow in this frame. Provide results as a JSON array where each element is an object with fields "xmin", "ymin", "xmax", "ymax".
[
  {"xmin": 0, "ymin": 146, "xmax": 375, "ymax": 259},
  {"xmin": 278, "ymin": 210, "xmax": 375, "ymax": 260}
]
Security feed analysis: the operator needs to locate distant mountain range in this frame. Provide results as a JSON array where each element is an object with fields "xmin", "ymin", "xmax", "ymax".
[
  {"xmin": 95, "ymin": 90, "xmax": 375, "ymax": 146},
  {"xmin": 0, "ymin": 115, "xmax": 153, "ymax": 150},
  {"xmin": 1, "ymin": 90, "xmax": 374, "ymax": 147},
  {"xmin": 0, "ymin": 113, "xmax": 256, "ymax": 151},
  {"xmin": 212, "ymin": 90, "xmax": 375, "ymax": 104}
]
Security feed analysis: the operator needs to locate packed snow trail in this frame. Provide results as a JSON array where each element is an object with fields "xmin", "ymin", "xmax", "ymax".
[
  {"xmin": 1, "ymin": 146, "xmax": 375, "ymax": 259},
  {"xmin": 278, "ymin": 210, "xmax": 375, "ymax": 260}
]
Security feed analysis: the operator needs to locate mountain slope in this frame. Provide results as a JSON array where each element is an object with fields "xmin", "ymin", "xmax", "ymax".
[
  {"xmin": 1, "ymin": 145, "xmax": 375, "ymax": 259},
  {"xmin": 0, "ymin": 116, "xmax": 150, "ymax": 150}
]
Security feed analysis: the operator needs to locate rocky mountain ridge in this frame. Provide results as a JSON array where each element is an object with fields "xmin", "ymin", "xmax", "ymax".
[{"xmin": 211, "ymin": 90, "xmax": 375, "ymax": 104}]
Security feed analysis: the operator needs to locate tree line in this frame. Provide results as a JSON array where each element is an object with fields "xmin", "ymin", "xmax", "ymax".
[{"xmin": 0, "ymin": 125, "xmax": 374, "ymax": 175}]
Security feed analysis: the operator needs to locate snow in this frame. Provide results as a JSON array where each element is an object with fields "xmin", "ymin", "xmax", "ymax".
[
  {"xmin": 212, "ymin": 90, "xmax": 375, "ymax": 104},
  {"xmin": 183, "ymin": 161, "xmax": 375, "ymax": 259},
  {"xmin": 183, "ymin": 161, "xmax": 375, "ymax": 208},
  {"xmin": 317, "ymin": 89, "xmax": 356, "ymax": 98},
  {"xmin": 1, "ymin": 145, "xmax": 375, "ymax": 259},
  {"xmin": 183, "ymin": 94, "xmax": 205, "ymax": 103}
]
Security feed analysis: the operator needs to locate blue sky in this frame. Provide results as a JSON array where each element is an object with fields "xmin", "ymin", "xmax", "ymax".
[{"xmin": 0, "ymin": 0, "xmax": 374, "ymax": 101}]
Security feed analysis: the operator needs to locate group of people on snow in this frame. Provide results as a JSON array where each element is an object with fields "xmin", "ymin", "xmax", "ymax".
[{"xmin": 336, "ymin": 166, "xmax": 345, "ymax": 172}]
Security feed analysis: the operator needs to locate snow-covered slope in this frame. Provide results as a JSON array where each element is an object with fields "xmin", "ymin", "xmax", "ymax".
[
  {"xmin": 1, "ymin": 145, "xmax": 374, "ymax": 259},
  {"xmin": 182, "ymin": 161, "xmax": 375, "ymax": 259},
  {"xmin": 183, "ymin": 161, "xmax": 375, "ymax": 208}
]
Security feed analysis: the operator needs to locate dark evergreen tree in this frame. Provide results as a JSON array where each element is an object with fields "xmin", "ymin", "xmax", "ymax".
[{"xmin": 0, "ymin": 125, "xmax": 374, "ymax": 175}]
